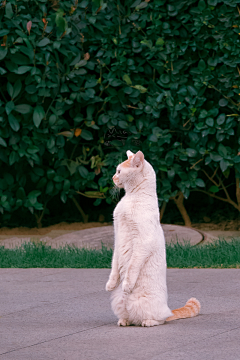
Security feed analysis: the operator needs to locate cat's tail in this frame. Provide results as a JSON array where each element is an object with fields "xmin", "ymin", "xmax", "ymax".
[{"xmin": 166, "ymin": 297, "xmax": 201, "ymax": 322}]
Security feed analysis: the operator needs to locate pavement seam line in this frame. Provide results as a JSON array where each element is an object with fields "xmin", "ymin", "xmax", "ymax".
[
  {"xmin": 1, "ymin": 323, "xmax": 240, "ymax": 357},
  {"xmin": 0, "ymin": 321, "xmax": 116, "ymax": 356},
  {"xmin": 159, "ymin": 324, "xmax": 240, "ymax": 356}
]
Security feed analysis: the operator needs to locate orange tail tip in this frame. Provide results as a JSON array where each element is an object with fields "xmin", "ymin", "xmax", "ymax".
[{"xmin": 166, "ymin": 297, "xmax": 201, "ymax": 322}]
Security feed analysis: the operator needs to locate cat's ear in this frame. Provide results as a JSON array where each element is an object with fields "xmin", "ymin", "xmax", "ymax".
[
  {"xmin": 126, "ymin": 150, "xmax": 134, "ymax": 158},
  {"xmin": 132, "ymin": 151, "xmax": 144, "ymax": 168}
]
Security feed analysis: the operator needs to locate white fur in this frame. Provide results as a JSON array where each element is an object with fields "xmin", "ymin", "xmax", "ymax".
[{"xmin": 106, "ymin": 150, "xmax": 173, "ymax": 326}]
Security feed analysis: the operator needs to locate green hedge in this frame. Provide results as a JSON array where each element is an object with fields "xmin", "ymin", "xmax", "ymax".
[{"xmin": 1, "ymin": 0, "xmax": 240, "ymax": 226}]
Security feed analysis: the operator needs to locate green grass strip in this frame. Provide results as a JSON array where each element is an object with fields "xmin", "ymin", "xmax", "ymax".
[{"xmin": 0, "ymin": 239, "xmax": 240, "ymax": 268}]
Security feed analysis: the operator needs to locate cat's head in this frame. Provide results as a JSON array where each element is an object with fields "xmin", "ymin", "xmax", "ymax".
[{"xmin": 112, "ymin": 150, "xmax": 146, "ymax": 189}]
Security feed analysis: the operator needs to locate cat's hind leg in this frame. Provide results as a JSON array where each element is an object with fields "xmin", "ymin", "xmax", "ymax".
[{"xmin": 111, "ymin": 286, "xmax": 131, "ymax": 326}]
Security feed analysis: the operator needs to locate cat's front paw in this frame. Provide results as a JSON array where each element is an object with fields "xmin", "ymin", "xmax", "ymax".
[
  {"xmin": 122, "ymin": 280, "xmax": 132, "ymax": 295},
  {"xmin": 118, "ymin": 319, "xmax": 131, "ymax": 326},
  {"xmin": 106, "ymin": 278, "xmax": 117, "ymax": 292}
]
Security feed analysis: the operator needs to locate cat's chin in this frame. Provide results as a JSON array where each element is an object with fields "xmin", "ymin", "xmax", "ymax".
[{"xmin": 114, "ymin": 182, "xmax": 124, "ymax": 188}]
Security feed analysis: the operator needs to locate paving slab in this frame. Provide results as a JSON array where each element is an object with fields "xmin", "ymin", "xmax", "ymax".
[
  {"xmin": 0, "ymin": 269, "xmax": 239, "ymax": 360},
  {"xmin": 0, "ymin": 224, "xmax": 208, "ymax": 249}
]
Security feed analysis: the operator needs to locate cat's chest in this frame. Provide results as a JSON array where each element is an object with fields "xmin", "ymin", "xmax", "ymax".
[
  {"xmin": 113, "ymin": 197, "xmax": 136, "ymax": 270},
  {"xmin": 113, "ymin": 196, "xmax": 133, "ymax": 226}
]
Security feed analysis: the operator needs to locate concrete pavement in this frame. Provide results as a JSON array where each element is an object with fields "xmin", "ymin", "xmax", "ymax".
[{"xmin": 0, "ymin": 269, "xmax": 239, "ymax": 360}]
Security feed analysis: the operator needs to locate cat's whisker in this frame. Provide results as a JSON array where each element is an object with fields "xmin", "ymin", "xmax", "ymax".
[{"xmin": 110, "ymin": 184, "xmax": 120, "ymax": 201}]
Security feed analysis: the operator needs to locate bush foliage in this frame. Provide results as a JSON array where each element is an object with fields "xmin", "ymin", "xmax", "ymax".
[{"xmin": 1, "ymin": 0, "xmax": 240, "ymax": 226}]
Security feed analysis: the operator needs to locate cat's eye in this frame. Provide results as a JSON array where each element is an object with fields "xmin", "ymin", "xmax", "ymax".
[{"xmin": 117, "ymin": 169, "xmax": 121, "ymax": 174}]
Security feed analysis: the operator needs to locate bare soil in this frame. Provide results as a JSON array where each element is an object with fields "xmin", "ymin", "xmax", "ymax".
[
  {"xmin": 0, "ymin": 221, "xmax": 112, "ymax": 237},
  {"xmin": 191, "ymin": 219, "xmax": 240, "ymax": 231}
]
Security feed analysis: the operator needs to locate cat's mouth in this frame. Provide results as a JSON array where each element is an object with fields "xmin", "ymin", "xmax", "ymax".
[{"xmin": 113, "ymin": 179, "xmax": 122, "ymax": 187}]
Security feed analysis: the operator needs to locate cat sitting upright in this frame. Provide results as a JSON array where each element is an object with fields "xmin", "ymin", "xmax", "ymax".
[{"xmin": 106, "ymin": 150, "xmax": 200, "ymax": 327}]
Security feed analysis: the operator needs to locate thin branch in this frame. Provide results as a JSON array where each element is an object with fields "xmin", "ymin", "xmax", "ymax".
[
  {"xmin": 76, "ymin": 191, "xmax": 105, "ymax": 199},
  {"xmin": 216, "ymin": 174, "xmax": 231, "ymax": 201},
  {"xmin": 71, "ymin": 197, "xmax": 88, "ymax": 223},
  {"xmin": 160, "ymin": 201, "xmax": 167, "ymax": 222},
  {"xmin": 190, "ymin": 158, "xmax": 203, "ymax": 169},
  {"xmin": 201, "ymin": 169, "xmax": 219, "ymax": 187},
  {"xmin": 193, "ymin": 189, "xmax": 240, "ymax": 210}
]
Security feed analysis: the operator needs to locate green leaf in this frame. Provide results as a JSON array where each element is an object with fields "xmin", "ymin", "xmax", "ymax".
[
  {"xmin": 0, "ymin": 49, "xmax": 7, "ymax": 61},
  {"xmin": 207, "ymin": 57, "xmax": 218, "ymax": 67},
  {"xmin": 156, "ymin": 38, "xmax": 164, "ymax": 46},
  {"xmin": 47, "ymin": 169, "xmax": 55, "ymax": 180},
  {"xmin": 208, "ymin": 0, "xmax": 217, "ymax": 5},
  {"xmin": 186, "ymin": 148, "xmax": 197, "ymax": 157},
  {"xmin": 9, "ymin": 151, "xmax": 18, "ymax": 166},
  {"xmin": 195, "ymin": 178, "xmax": 205, "ymax": 187},
  {"xmin": 80, "ymin": 129, "xmax": 93, "ymax": 140},
  {"xmin": 220, "ymin": 159, "xmax": 228, "ymax": 173},
  {"xmin": 216, "ymin": 114, "xmax": 225, "ymax": 125},
  {"xmin": 206, "ymin": 117, "xmax": 214, "ymax": 127},
  {"xmin": 28, "ymin": 190, "xmax": 41, "ymax": 199},
  {"xmin": 94, "ymin": 198, "xmax": 102, "ymax": 206},
  {"xmin": 123, "ymin": 74, "xmax": 132, "ymax": 85},
  {"xmin": 219, "ymin": 99, "xmax": 228, "ymax": 107},
  {"xmin": 132, "ymin": 85, "xmax": 147, "ymax": 93},
  {"xmin": 187, "ymin": 86, "xmax": 198, "ymax": 96},
  {"xmin": 0, "ymin": 137, "xmax": 7, "ymax": 147},
  {"xmin": 37, "ymin": 38, "xmax": 51, "ymax": 47},
  {"xmin": 78, "ymin": 165, "xmax": 89, "ymax": 178},
  {"xmin": 136, "ymin": 2, "xmax": 148, "ymax": 10},
  {"xmin": 0, "ymin": 67, "xmax": 7, "ymax": 75},
  {"xmin": 199, "ymin": 110, "xmax": 208, "ymax": 119},
  {"xmin": 63, "ymin": 179, "xmax": 71, "ymax": 192},
  {"xmin": 46, "ymin": 181, "xmax": 54, "ymax": 194},
  {"xmin": 198, "ymin": 0, "xmax": 206, "ymax": 11},
  {"xmin": 209, "ymin": 185, "xmax": 219, "ymax": 193},
  {"xmin": 27, "ymin": 145, "xmax": 39, "ymax": 154},
  {"xmin": 8, "ymin": 114, "xmax": 20, "ymax": 132},
  {"xmin": 5, "ymin": 101, "xmax": 15, "ymax": 115},
  {"xmin": 60, "ymin": 191, "xmax": 67, "ymax": 203},
  {"xmin": 74, "ymin": 60, "xmax": 87, "ymax": 68},
  {"xmin": 14, "ymin": 104, "xmax": 32, "ymax": 114},
  {"xmin": 160, "ymin": 74, "xmax": 170, "ymax": 84},
  {"xmin": 0, "ymin": 29, "xmax": 9, "ymax": 36},
  {"xmin": 16, "ymin": 66, "xmax": 32, "ymax": 75},
  {"xmin": 53, "ymin": 175, "xmax": 64, "ymax": 183},
  {"xmin": 218, "ymin": 144, "xmax": 228, "ymax": 157},
  {"xmin": 5, "ymin": 2, "xmax": 13, "ymax": 19},
  {"xmin": 198, "ymin": 59, "xmax": 206, "ymax": 71},
  {"xmin": 33, "ymin": 106, "xmax": 45, "ymax": 128},
  {"xmin": 131, "ymin": 0, "xmax": 141, "ymax": 7},
  {"xmin": 12, "ymin": 79, "xmax": 22, "ymax": 99},
  {"xmin": 148, "ymin": 134, "xmax": 158, "ymax": 142},
  {"xmin": 7, "ymin": 83, "xmax": 13, "ymax": 98},
  {"xmin": 118, "ymin": 121, "xmax": 128, "ymax": 129},
  {"xmin": 210, "ymin": 153, "xmax": 223, "ymax": 162},
  {"xmin": 159, "ymin": 165, "xmax": 168, "ymax": 172},
  {"xmin": 168, "ymin": 169, "xmax": 175, "ymax": 179},
  {"xmin": 56, "ymin": 9, "xmax": 67, "ymax": 32}
]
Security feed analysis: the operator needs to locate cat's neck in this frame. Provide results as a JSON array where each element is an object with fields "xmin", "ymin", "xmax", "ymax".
[{"xmin": 124, "ymin": 177, "xmax": 157, "ymax": 196}]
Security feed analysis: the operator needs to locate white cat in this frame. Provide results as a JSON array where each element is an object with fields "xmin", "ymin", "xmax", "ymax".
[{"xmin": 106, "ymin": 150, "xmax": 200, "ymax": 327}]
